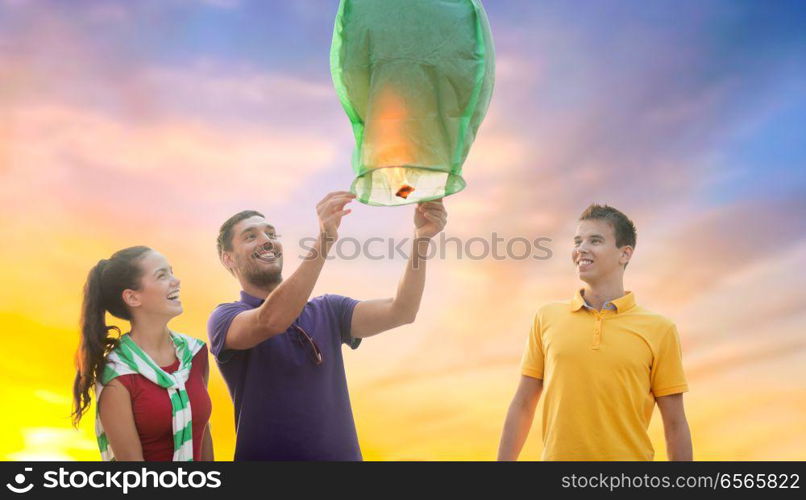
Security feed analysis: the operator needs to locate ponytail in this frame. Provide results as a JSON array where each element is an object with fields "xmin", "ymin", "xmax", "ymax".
[{"xmin": 71, "ymin": 247, "xmax": 151, "ymax": 427}]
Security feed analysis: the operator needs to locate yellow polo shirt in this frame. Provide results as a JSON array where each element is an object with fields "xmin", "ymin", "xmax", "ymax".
[{"xmin": 521, "ymin": 290, "xmax": 688, "ymax": 460}]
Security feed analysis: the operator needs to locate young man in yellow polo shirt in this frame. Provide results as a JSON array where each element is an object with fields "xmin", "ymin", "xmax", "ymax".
[{"xmin": 498, "ymin": 204, "xmax": 692, "ymax": 461}]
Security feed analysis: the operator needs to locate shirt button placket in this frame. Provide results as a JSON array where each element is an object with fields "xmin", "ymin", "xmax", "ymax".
[{"xmin": 592, "ymin": 313, "xmax": 602, "ymax": 350}]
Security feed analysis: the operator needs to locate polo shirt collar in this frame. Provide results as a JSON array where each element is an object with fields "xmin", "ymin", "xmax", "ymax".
[
  {"xmin": 610, "ymin": 291, "xmax": 636, "ymax": 312},
  {"xmin": 571, "ymin": 289, "xmax": 587, "ymax": 311},
  {"xmin": 240, "ymin": 290, "xmax": 265, "ymax": 307},
  {"xmin": 571, "ymin": 289, "xmax": 636, "ymax": 313}
]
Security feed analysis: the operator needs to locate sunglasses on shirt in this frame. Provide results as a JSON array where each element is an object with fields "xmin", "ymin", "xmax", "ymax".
[{"xmin": 291, "ymin": 324, "xmax": 323, "ymax": 365}]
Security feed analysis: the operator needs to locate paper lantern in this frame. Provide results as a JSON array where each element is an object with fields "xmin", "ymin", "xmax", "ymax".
[{"xmin": 331, "ymin": 0, "xmax": 495, "ymax": 206}]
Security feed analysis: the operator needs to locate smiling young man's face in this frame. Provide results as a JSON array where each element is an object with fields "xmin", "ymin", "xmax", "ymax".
[
  {"xmin": 572, "ymin": 219, "xmax": 632, "ymax": 284},
  {"xmin": 224, "ymin": 215, "xmax": 284, "ymax": 288}
]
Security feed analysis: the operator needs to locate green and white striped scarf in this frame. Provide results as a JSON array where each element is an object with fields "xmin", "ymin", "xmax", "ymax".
[{"xmin": 94, "ymin": 331, "xmax": 205, "ymax": 461}]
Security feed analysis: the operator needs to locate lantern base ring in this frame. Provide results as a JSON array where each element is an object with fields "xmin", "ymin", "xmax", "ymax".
[{"xmin": 350, "ymin": 165, "xmax": 466, "ymax": 207}]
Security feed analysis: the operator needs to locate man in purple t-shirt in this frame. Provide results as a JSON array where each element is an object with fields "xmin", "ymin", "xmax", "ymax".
[{"xmin": 208, "ymin": 191, "xmax": 447, "ymax": 460}]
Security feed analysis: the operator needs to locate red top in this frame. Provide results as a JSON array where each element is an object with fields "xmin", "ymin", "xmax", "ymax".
[{"xmin": 117, "ymin": 345, "xmax": 212, "ymax": 461}]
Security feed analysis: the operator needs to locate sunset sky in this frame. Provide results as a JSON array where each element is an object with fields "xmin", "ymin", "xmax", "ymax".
[{"xmin": 1, "ymin": 0, "xmax": 805, "ymax": 461}]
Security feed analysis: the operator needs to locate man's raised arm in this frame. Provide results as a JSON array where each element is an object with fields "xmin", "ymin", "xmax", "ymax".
[
  {"xmin": 350, "ymin": 200, "xmax": 447, "ymax": 338},
  {"xmin": 224, "ymin": 191, "xmax": 355, "ymax": 350}
]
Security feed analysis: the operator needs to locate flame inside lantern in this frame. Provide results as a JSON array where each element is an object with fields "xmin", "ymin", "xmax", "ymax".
[{"xmin": 363, "ymin": 87, "xmax": 416, "ymax": 199}]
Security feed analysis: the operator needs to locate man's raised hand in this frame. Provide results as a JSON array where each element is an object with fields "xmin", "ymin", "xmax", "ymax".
[{"xmin": 317, "ymin": 191, "xmax": 356, "ymax": 240}]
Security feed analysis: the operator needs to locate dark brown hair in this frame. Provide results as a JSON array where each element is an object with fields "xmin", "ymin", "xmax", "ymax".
[
  {"xmin": 71, "ymin": 245, "xmax": 152, "ymax": 427},
  {"xmin": 579, "ymin": 204, "xmax": 637, "ymax": 249},
  {"xmin": 216, "ymin": 210, "xmax": 265, "ymax": 258}
]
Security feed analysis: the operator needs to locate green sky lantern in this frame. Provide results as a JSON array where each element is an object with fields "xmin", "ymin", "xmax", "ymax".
[{"xmin": 331, "ymin": 0, "xmax": 495, "ymax": 206}]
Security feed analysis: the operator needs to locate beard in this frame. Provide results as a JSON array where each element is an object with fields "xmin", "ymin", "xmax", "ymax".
[{"xmin": 236, "ymin": 255, "xmax": 283, "ymax": 288}]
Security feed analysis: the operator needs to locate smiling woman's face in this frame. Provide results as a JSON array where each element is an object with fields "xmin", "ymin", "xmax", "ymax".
[{"xmin": 122, "ymin": 250, "xmax": 183, "ymax": 319}]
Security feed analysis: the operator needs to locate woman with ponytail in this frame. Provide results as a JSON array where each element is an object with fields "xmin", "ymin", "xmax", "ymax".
[{"xmin": 72, "ymin": 246, "xmax": 213, "ymax": 461}]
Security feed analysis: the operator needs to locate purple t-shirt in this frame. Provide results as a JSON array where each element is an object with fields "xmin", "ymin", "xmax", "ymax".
[{"xmin": 207, "ymin": 291, "xmax": 362, "ymax": 460}]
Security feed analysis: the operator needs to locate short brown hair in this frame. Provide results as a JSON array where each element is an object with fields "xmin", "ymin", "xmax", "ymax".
[
  {"xmin": 217, "ymin": 210, "xmax": 265, "ymax": 257},
  {"xmin": 579, "ymin": 204, "xmax": 636, "ymax": 249}
]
